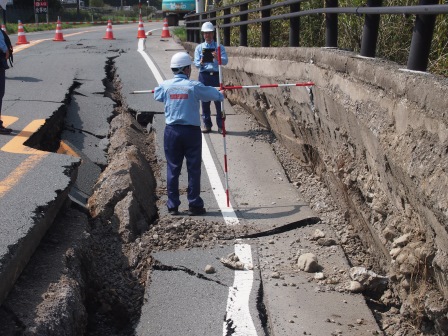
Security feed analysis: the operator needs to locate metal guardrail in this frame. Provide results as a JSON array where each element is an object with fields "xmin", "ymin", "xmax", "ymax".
[{"xmin": 185, "ymin": 0, "xmax": 448, "ymax": 72}]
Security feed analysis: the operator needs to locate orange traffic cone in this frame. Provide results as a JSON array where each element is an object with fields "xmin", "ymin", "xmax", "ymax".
[
  {"xmin": 53, "ymin": 18, "xmax": 66, "ymax": 41},
  {"xmin": 161, "ymin": 18, "xmax": 171, "ymax": 38},
  {"xmin": 103, "ymin": 20, "xmax": 115, "ymax": 40},
  {"xmin": 16, "ymin": 20, "xmax": 30, "ymax": 45},
  {"xmin": 137, "ymin": 16, "xmax": 146, "ymax": 38}
]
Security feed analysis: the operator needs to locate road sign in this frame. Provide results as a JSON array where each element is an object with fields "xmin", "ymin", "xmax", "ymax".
[{"xmin": 34, "ymin": 0, "xmax": 48, "ymax": 14}]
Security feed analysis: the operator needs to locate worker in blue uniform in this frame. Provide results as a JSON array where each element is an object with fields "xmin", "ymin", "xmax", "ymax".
[
  {"xmin": 154, "ymin": 52, "xmax": 226, "ymax": 216},
  {"xmin": 0, "ymin": 29, "xmax": 11, "ymax": 135},
  {"xmin": 194, "ymin": 21, "xmax": 228, "ymax": 134}
]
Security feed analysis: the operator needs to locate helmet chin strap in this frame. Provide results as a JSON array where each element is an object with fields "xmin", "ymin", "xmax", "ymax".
[{"xmin": 172, "ymin": 66, "xmax": 191, "ymax": 78}]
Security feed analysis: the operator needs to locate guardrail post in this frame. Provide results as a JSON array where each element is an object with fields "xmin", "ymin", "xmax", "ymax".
[
  {"xmin": 407, "ymin": 0, "xmax": 438, "ymax": 71},
  {"xmin": 325, "ymin": 0, "xmax": 338, "ymax": 48},
  {"xmin": 185, "ymin": 16, "xmax": 191, "ymax": 42},
  {"xmin": 187, "ymin": 16, "xmax": 196, "ymax": 42},
  {"xmin": 289, "ymin": 2, "xmax": 300, "ymax": 47},
  {"xmin": 194, "ymin": 16, "xmax": 202, "ymax": 43},
  {"xmin": 261, "ymin": 0, "xmax": 271, "ymax": 47},
  {"xmin": 196, "ymin": 14, "xmax": 207, "ymax": 42},
  {"xmin": 360, "ymin": 0, "xmax": 382, "ymax": 57},
  {"xmin": 223, "ymin": 8, "xmax": 231, "ymax": 46},
  {"xmin": 210, "ymin": 11, "xmax": 217, "ymax": 25},
  {"xmin": 240, "ymin": 3, "xmax": 248, "ymax": 46}
]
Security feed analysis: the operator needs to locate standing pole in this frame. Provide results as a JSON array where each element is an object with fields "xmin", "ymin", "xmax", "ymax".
[{"xmin": 216, "ymin": 25, "xmax": 231, "ymax": 207}]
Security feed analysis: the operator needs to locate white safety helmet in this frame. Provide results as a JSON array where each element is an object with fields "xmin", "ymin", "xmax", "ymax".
[
  {"xmin": 201, "ymin": 21, "xmax": 214, "ymax": 32},
  {"xmin": 170, "ymin": 52, "xmax": 192, "ymax": 69}
]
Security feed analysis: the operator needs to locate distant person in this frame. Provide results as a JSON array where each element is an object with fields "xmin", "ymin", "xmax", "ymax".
[
  {"xmin": 194, "ymin": 21, "xmax": 228, "ymax": 134},
  {"xmin": 154, "ymin": 52, "xmax": 226, "ymax": 216},
  {"xmin": 0, "ymin": 28, "xmax": 11, "ymax": 134}
]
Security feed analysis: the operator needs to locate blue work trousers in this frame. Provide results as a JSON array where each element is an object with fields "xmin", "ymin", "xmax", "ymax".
[
  {"xmin": 0, "ymin": 69, "xmax": 5, "ymax": 115},
  {"xmin": 199, "ymin": 72, "xmax": 222, "ymax": 129},
  {"xmin": 164, "ymin": 124, "xmax": 204, "ymax": 209}
]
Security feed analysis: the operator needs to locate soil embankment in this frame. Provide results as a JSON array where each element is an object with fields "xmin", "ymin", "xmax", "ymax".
[{"xmin": 182, "ymin": 44, "xmax": 448, "ymax": 334}]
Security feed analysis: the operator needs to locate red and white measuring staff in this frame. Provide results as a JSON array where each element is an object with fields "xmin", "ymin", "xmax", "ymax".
[
  {"xmin": 129, "ymin": 75, "xmax": 315, "ymax": 208},
  {"xmin": 215, "ymin": 26, "xmax": 231, "ymax": 207},
  {"xmin": 130, "ymin": 82, "xmax": 315, "ymax": 94},
  {"xmin": 224, "ymin": 82, "xmax": 314, "ymax": 90}
]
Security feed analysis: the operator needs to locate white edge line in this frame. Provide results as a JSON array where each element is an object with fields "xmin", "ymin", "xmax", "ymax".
[
  {"xmin": 139, "ymin": 47, "xmax": 256, "ymax": 336},
  {"xmin": 138, "ymin": 49, "xmax": 165, "ymax": 85},
  {"xmin": 201, "ymin": 137, "xmax": 239, "ymax": 225},
  {"xmin": 222, "ymin": 243, "xmax": 258, "ymax": 335},
  {"xmin": 138, "ymin": 48, "xmax": 239, "ymax": 226}
]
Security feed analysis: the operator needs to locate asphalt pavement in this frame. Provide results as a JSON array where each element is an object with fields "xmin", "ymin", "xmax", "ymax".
[
  {"xmin": 0, "ymin": 24, "xmax": 133, "ymax": 305},
  {"xmin": 123, "ymin": 32, "xmax": 382, "ymax": 335},
  {"xmin": 0, "ymin": 23, "xmax": 382, "ymax": 335}
]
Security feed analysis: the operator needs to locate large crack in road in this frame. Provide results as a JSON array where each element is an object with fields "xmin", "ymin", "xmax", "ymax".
[
  {"xmin": 0, "ymin": 53, "xmax": 422, "ymax": 336},
  {"xmin": 0, "ymin": 55, "xmax": 254, "ymax": 335}
]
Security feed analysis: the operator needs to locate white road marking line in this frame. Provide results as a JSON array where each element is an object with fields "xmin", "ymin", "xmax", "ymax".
[
  {"xmin": 137, "ymin": 49, "xmax": 165, "ymax": 85},
  {"xmin": 201, "ymin": 137, "xmax": 239, "ymax": 225},
  {"xmin": 138, "ymin": 48, "xmax": 240, "ymax": 225},
  {"xmin": 223, "ymin": 243, "xmax": 258, "ymax": 336},
  {"xmin": 140, "ymin": 47, "xmax": 257, "ymax": 336}
]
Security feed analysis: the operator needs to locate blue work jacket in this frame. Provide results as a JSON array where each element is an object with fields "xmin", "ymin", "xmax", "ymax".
[
  {"xmin": 194, "ymin": 40, "xmax": 228, "ymax": 73},
  {"xmin": 154, "ymin": 74, "xmax": 224, "ymax": 126}
]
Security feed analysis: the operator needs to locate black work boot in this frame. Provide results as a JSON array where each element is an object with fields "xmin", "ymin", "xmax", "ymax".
[
  {"xmin": 168, "ymin": 207, "xmax": 179, "ymax": 215},
  {"xmin": 188, "ymin": 206, "xmax": 206, "ymax": 216},
  {"xmin": 0, "ymin": 120, "xmax": 12, "ymax": 134}
]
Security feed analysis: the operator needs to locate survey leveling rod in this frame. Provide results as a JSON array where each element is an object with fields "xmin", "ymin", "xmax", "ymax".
[
  {"xmin": 130, "ymin": 81, "xmax": 314, "ymax": 208},
  {"xmin": 215, "ymin": 26, "xmax": 231, "ymax": 207},
  {"xmin": 130, "ymin": 82, "xmax": 315, "ymax": 94}
]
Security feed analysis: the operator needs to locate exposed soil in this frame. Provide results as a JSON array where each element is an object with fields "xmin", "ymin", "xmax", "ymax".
[
  {"xmin": 236, "ymin": 106, "xmax": 441, "ymax": 336},
  {"xmin": 0, "ymin": 67, "xmax": 442, "ymax": 336}
]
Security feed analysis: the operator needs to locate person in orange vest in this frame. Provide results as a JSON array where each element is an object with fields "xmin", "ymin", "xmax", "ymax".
[{"xmin": 0, "ymin": 29, "xmax": 11, "ymax": 134}]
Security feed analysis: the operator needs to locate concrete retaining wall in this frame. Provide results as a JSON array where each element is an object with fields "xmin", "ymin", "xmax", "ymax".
[{"xmin": 185, "ymin": 43, "xmax": 448, "ymax": 330}]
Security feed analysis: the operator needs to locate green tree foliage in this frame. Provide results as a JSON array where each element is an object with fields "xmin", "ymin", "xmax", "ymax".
[
  {"xmin": 90, "ymin": 0, "xmax": 105, "ymax": 7},
  {"xmin": 218, "ymin": 0, "xmax": 448, "ymax": 76}
]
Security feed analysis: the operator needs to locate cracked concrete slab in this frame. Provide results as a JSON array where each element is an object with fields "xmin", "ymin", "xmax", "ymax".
[
  {"xmin": 0, "ymin": 34, "xmax": 118, "ymax": 306},
  {"xmin": 256, "ymin": 222, "xmax": 382, "ymax": 335},
  {"xmin": 138, "ymin": 58, "xmax": 320, "ymax": 233},
  {"xmin": 65, "ymin": 94, "xmax": 114, "ymax": 140},
  {"xmin": 136, "ymin": 245, "xmax": 265, "ymax": 336},
  {"xmin": 204, "ymin": 107, "xmax": 320, "ymax": 234}
]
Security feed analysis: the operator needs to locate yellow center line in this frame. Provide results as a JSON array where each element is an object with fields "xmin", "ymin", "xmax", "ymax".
[
  {"xmin": 1, "ymin": 29, "xmax": 95, "ymax": 198},
  {"xmin": 57, "ymin": 141, "xmax": 80, "ymax": 157},
  {"xmin": 0, "ymin": 153, "xmax": 48, "ymax": 198},
  {"xmin": 0, "ymin": 117, "xmax": 80, "ymax": 199},
  {"xmin": 13, "ymin": 30, "xmax": 96, "ymax": 52},
  {"xmin": 1, "ymin": 119, "xmax": 47, "ymax": 155},
  {"xmin": 2, "ymin": 115, "xmax": 18, "ymax": 127}
]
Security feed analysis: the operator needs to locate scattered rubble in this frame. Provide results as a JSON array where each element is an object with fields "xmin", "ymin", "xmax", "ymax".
[
  {"xmin": 204, "ymin": 265, "xmax": 216, "ymax": 274},
  {"xmin": 261, "ymin": 111, "xmax": 447, "ymax": 335},
  {"xmin": 220, "ymin": 252, "xmax": 249, "ymax": 270},
  {"xmin": 297, "ymin": 253, "xmax": 320, "ymax": 273},
  {"xmin": 349, "ymin": 267, "xmax": 388, "ymax": 293},
  {"xmin": 1, "ymin": 67, "xmax": 445, "ymax": 335}
]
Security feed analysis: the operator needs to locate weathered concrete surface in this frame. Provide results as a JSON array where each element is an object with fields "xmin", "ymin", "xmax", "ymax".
[{"xmin": 184, "ymin": 43, "xmax": 448, "ymax": 333}]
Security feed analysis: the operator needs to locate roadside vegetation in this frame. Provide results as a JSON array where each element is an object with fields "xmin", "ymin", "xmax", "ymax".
[
  {"xmin": 213, "ymin": 0, "xmax": 448, "ymax": 77},
  {"xmin": 172, "ymin": 26, "xmax": 187, "ymax": 41},
  {"xmin": 4, "ymin": 0, "xmax": 446, "ymax": 76},
  {"xmin": 2, "ymin": 0, "xmax": 162, "ymax": 34}
]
